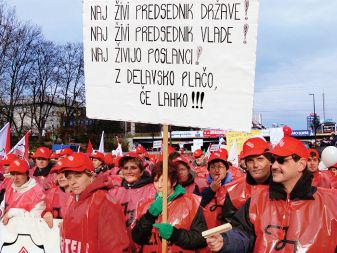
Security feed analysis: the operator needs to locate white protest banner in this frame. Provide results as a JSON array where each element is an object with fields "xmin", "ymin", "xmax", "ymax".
[
  {"xmin": 193, "ymin": 139, "xmax": 204, "ymax": 147},
  {"xmin": 83, "ymin": 0, "xmax": 259, "ymax": 131},
  {"xmin": 191, "ymin": 145, "xmax": 201, "ymax": 153},
  {"xmin": 0, "ymin": 217, "xmax": 61, "ymax": 253},
  {"xmin": 153, "ymin": 140, "xmax": 162, "ymax": 149}
]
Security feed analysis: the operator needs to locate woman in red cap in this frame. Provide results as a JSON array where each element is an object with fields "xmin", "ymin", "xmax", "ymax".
[
  {"xmin": 0, "ymin": 159, "xmax": 45, "ymax": 224},
  {"xmin": 59, "ymin": 152, "xmax": 130, "ymax": 253},
  {"xmin": 42, "ymin": 158, "xmax": 73, "ymax": 228},
  {"xmin": 173, "ymin": 156, "xmax": 208, "ymax": 194},
  {"xmin": 90, "ymin": 151, "xmax": 109, "ymax": 175},
  {"xmin": 31, "ymin": 146, "xmax": 56, "ymax": 190},
  {"xmin": 109, "ymin": 152, "xmax": 155, "ymax": 229},
  {"xmin": 132, "ymin": 161, "xmax": 208, "ymax": 252}
]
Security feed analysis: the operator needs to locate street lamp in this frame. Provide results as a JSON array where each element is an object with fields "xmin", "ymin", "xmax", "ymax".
[{"xmin": 309, "ymin": 93, "xmax": 317, "ymax": 143}]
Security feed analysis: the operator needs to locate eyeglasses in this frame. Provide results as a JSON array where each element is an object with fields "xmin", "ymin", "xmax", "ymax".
[{"xmin": 270, "ymin": 156, "xmax": 294, "ymax": 165}]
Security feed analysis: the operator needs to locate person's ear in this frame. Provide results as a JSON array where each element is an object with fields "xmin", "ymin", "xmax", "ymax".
[{"xmin": 298, "ymin": 158, "xmax": 307, "ymax": 172}]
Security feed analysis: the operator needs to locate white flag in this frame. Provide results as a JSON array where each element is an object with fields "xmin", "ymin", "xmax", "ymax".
[
  {"xmin": 228, "ymin": 141, "xmax": 238, "ymax": 167},
  {"xmin": 0, "ymin": 123, "xmax": 10, "ymax": 159},
  {"xmin": 9, "ymin": 130, "xmax": 30, "ymax": 160},
  {"xmin": 98, "ymin": 131, "xmax": 104, "ymax": 153}
]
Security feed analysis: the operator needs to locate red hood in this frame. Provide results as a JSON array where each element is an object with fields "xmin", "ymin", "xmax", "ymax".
[{"xmin": 79, "ymin": 174, "xmax": 114, "ymax": 201}]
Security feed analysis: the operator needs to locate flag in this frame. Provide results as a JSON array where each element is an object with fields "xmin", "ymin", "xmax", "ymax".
[
  {"xmin": 9, "ymin": 130, "xmax": 31, "ymax": 160},
  {"xmin": 98, "ymin": 131, "xmax": 104, "ymax": 153},
  {"xmin": 0, "ymin": 123, "xmax": 10, "ymax": 159},
  {"xmin": 86, "ymin": 140, "xmax": 93, "ymax": 154},
  {"xmin": 115, "ymin": 136, "xmax": 123, "ymax": 156}
]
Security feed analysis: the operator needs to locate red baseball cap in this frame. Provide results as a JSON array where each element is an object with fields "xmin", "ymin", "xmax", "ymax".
[
  {"xmin": 268, "ymin": 137, "xmax": 308, "ymax": 159},
  {"xmin": 219, "ymin": 148, "xmax": 229, "ymax": 161},
  {"xmin": 193, "ymin": 149, "xmax": 203, "ymax": 158},
  {"xmin": 241, "ymin": 137, "xmax": 269, "ymax": 159},
  {"xmin": 208, "ymin": 151, "xmax": 228, "ymax": 165},
  {"xmin": 59, "ymin": 148, "xmax": 73, "ymax": 156},
  {"xmin": 50, "ymin": 157, "xmax": 68, "ymax": 173},
  {"xmin": 329, "ymin": 162, "xmax": 337, "ymax": 169},
  {"xmin": 60, "ymin": 152, "xmax": 94, "ymax": 173},
  {"xmin": 0, "ymin": 154, "xmax": 18, "ymax": 166},
  {"xmin": 173, "ymin": 156, "xmax": 190, "ymax": 168},
  {"xmin": 33, "ymin": 147, "xmax": 52, "ymax": 159},
  {"xmin": 104, "ymin": 153, "xmax": 116, "ymax": 166},
  {"xmin": 50, "ymin": 152, "xmax": 59, "ymax": 159},
  {"xmin": 136, "ymin": 146, "xmax": 146, "ymax": 154},
  {"xmin": 118, "ymin": 152, "xmax": 143, "ymax": 168},
  {"xmin": 90, "ymin": 151, "xmax": 105, "ymax": 161},
  {"xmin": 308, "ymin": 148, "xmax": 319, "ymax": 158},
  {"xmin": 8, "ymin": 159, "xmax": 30, "ymax": 174}
]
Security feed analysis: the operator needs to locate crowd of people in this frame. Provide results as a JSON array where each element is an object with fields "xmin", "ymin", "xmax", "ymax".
[{"xmin": 1, "ymin": 133, "xmax": 337, "ymax": 252}]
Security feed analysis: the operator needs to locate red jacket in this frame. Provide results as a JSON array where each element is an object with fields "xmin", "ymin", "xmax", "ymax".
[
  {"xmin": 134, "ymin": 193, "xmax": 207, "ymax": 253},
  {"xmin": 312, "ymin": 170, "xmax": 333, "ymax": 188},
  {"xmin": 60, "ymin": 176, "xmax": 130, "ymax": 253},
  {"xmin": 249, "ymin": 185, "xmax": 337, "ymax": 252},
  {"xmin": 43, "ymin": 186, "xmax": 72, "ymax": 218},
  {"xmin": 109, "ymin": 174, "xmax": 155, "ymax": 228}
]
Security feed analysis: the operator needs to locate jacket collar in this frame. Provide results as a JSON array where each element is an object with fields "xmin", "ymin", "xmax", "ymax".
[
  {"xmin": 246, "ymin": 169, "xmax": 272, "ymax": 185},
  {"xmin": 207, "ymin": 171, "xmax": 233, "ymax": 185},
  {"xmin": 122, "ymin": 171, "xmax": 152, "ymax": 189},
  {"xmin": 269, "ymin": 170, "xmax": 316, "ymax": 201}
]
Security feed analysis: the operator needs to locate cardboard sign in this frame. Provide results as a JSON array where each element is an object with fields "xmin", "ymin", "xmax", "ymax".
[
  {"xmin": 153, "ymin": 140, "xmax": 162, "ymax": 149},
  {"xmin": 83, "ymin": 0, "xmax": 259, "ymax": 131},
  {"xmin": 226, "ymin": 130, "xmax": 260, "ymax": 154},
  {"xmin": 0, "ymin": 217, "xmax": 61, "ymax": 253}
]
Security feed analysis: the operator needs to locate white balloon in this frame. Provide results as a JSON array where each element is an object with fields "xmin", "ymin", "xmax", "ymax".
[{"xmin": 321, "ymin": 146, "xmax": 337, "ymax": 168}]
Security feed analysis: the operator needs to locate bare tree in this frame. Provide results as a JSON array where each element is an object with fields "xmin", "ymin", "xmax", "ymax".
[
  {"xmin": 58, "ymin": 43, "xmax": 85, "ymax": 129},
  {"xmin": 29, "ymin": 41, "xmax": 60, "ymax": 139},
  {"xmin": 0, "ymin": 13, "xmax": 42, "ymax": 135}
]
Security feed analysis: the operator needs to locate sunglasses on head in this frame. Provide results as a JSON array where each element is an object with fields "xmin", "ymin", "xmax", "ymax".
[{"xmin": 270, "ymin": 155, "xmax": 295, "ymax": 165}]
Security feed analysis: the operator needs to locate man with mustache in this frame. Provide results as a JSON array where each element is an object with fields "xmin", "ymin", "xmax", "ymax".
[{"xmin": 206, "ymin": 136, "xmax": 337, "ymax": 253}]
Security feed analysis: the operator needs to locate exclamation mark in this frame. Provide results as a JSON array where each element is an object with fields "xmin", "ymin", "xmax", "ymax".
[
  {"xmin": 191, "ymin": 92, "xmax": 195, "ymax": 108},
  {"xmin": 200, "ymin": 92, "xmax": 205, "ymax": 109},
  {"xmin": 196, "ymin": 92, "xmax": 200, "ymax": 108},
  {"xmin": 244, "ymin": 0, "xmax": 249, "ymax": 20},
  {"xmin": 243, "ymin": 24, "xmax": 249, "ymax": 44}
]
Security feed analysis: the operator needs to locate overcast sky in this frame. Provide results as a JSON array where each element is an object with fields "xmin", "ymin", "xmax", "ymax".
[{"xmin": 5, "ymin": 0, "xmax": 337, "ymax": 130}]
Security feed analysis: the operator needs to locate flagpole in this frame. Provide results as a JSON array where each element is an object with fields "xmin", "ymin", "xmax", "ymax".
[{"xmin": 162, "ymin": 124, "xmax": 169, "ymax": 252}]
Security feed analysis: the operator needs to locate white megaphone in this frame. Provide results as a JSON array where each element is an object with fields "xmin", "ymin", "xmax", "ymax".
[{"xmin": 321, "ymin": 146, "xmax": 337, "ymax": 168}]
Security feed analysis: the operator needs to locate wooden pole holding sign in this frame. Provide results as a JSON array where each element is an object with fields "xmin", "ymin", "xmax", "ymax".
[{"xmin": 162, "ymin": 124, "xmax": 169, "ymax": 252}]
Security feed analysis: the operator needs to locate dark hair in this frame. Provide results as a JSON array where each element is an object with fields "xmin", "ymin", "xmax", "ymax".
[
  {"xmin": 152, "ymin": 161, "xmax": 178, "ymax": 186},
  {"xmin": 119, "ymin": 157, "xmax": 144, "ymax": 171},
  {"xmin": 309, "ymin": 151, "xmax": 318, "ymax": 158},
  {"xmin": 168, "ymin": 151, "xmax": 181, "ymax": 161},
  {"xmin": 208, "ymin": 159, "xmax": 229, "ymax": 170}
]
